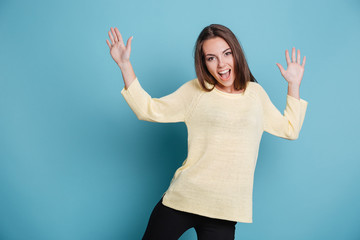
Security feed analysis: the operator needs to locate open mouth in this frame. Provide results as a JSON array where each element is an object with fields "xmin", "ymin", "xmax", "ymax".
[{"xmin": 218, "ymin": 69, "xmax": 231, "ymax": 81}]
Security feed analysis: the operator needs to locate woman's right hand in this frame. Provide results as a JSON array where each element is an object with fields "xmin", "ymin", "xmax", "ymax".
[{"xmin": 106, "ymin": 27, "xmax": 133, "ymax": 66}]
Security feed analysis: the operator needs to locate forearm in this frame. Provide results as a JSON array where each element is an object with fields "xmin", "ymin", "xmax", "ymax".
[
  {"xmin": 118, "ymin": 61, "xmax": 136, "ymax": 90},
  {"xmin": 287, "ymin": 83, "xmax": 300, "ymax": 100}
]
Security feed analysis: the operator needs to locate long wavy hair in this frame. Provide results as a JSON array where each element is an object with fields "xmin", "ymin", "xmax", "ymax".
[{"xmin": 194, "ymin": 24, "xmax": 257, "ymax": 92}]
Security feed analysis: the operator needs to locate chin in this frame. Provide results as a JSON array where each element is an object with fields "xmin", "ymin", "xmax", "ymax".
[{"xmin": 217, "ymin": 78, "xmax": 234, "ymax": 87}]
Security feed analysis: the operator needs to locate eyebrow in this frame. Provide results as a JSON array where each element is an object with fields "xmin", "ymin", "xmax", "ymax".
[{"xmin": 205, "ymin": 48, "xmax": 231, "ymax": 57}]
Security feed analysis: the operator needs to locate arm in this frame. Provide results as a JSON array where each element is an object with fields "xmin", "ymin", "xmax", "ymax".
[
  {"xmin": 262, "ymin": 47, "xmax": 308, "ymax": 139},
  {"xmin": 259, "ymin": 85, "xmax": 308, "ymax": 140},
  {"xmin": 120, "ymin": 78, "xmax": 197, "ymax": 123},
  {"xmin": 106, "ymin": 27, "xmax": 199, "ymax": 123}
]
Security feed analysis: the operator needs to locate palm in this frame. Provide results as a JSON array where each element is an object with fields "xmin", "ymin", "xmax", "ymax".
[
  {"xmin": 110, "ymin": 42, "xmax": 129, "ymax": 63},
  {"xmin": 276, "ymin": 47, "xmax": 306, "ymax": 86},
  {"xmin": 106, "ymin": 27, "xmax": 133, "ymax": 65}
]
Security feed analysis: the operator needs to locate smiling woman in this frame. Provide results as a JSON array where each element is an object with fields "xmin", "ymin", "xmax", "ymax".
[
  {"xmin": 202, "ymin": 37, "xmax": 242, "ymax": 93},
  {"xmin": 194, "ymin": 24, "xmax": 258, "ymax": 94},
  {"xmin": 106, "ymin": 23, "xmax": 308, "ymax": 240}
]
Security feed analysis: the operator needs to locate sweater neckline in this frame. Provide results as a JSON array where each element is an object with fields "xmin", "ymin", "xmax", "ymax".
[{"xmin": 212, "ymin": 85, "xmax": 245, "ymax": 98}]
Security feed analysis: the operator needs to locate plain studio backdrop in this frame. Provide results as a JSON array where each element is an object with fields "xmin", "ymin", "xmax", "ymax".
[{"xmin": 0, "ymin": 0, "xmax": 359, "ymax": 239}]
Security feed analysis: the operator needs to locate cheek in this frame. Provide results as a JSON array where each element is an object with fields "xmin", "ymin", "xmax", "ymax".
[
  {"xmin": 230, "ymin": 57, "xmax": 235, "ymax": 66},
  {"xmin": 206, "ymin": 62, "xmax": 217, "ymax": 75},
  {"xmin": 225, "ymin": 56, "xmax": 234, "ymax": 65}
]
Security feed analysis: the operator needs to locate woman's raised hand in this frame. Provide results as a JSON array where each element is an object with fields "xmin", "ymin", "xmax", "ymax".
[
  {"xmin": 106, "ymin": 27, "xmax": 133, "ymax": 66},
  {"xmin": 276, "ymin": 47, "xmax": 306, "ymax": 87}
]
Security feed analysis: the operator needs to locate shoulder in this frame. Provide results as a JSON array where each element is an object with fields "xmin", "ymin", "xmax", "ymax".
[
  {"xmin": 245, "ymin": 81, "xmax": 271, "ymax": 104},
  {"xmin": 172, "ymin": 78, "xmax": 205, "ymax": 105},
  {"xmin": 182, "ymin": 78, "xmax": 207, "ymax": 94},
  {"xmin": 247, "ymin": 81, "xmax": 262, "ymax": 90},
  {"xmin": 247, "ymin": 81, "xmax": 266, "ymax": 95}
]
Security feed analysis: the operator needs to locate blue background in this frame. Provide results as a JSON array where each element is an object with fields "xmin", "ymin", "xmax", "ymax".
[{"xmin": 1, "ymin": 0, "xmax": 359, "ymax": 239}]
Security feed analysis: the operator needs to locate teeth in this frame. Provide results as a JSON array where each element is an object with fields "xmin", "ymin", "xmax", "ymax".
[{"xmin": 219, "ymin": 69, "xmax": 230, "ymax": 74}]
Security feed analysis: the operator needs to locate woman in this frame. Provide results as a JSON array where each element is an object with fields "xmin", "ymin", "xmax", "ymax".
[{"xmin": 106, "ymin": 24, "xmax": 308, "ymax": 240}]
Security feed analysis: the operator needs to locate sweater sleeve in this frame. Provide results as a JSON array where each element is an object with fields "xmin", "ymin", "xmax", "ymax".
[
  {"xmin": 257, "ymin": 83, "xmax": 309, "ymax": 140},
  {"xmin": 120, "ymin": 77, "xmax": 198, "ymax": 123}
]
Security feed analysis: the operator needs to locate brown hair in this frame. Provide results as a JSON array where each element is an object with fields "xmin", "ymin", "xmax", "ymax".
[{"xmin": 194, "ymin": 24, "xmax": 257, "ymax": 92}]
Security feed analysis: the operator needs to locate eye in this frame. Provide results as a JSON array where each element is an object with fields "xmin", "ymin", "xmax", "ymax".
[
  {"xmin": 207, "ymin": 56, "xmax": 215, "ymax": 61},
  {"xmin": 225, "ymin": 51, "xmax": 232, "ymax": 56}
]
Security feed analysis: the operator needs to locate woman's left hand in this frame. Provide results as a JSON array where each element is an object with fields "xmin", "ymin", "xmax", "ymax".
[{"xmin": 276, "ymin": 47, "xmax": 306, "ymax": 86}]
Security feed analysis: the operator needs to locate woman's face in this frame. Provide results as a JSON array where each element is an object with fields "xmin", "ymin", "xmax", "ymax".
[{"xmin": 202, "ymin": 37, "xmax": 237, "ymax": 93}]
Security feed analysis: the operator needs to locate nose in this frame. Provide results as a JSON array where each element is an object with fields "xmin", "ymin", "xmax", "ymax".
[{"xmin": 217, "ymin": 56, "xmax": 225, "ymax": 68}]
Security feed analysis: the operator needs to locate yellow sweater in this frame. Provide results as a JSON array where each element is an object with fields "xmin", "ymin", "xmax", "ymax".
[{"xmin": 121, "ymin": 77, "xmax": 308, "ymax": 223}]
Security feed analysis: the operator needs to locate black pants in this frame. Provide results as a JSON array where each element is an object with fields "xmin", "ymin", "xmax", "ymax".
[{"xmin": 142, "ymin": 197, "xmax": 237, "ymax": 240}]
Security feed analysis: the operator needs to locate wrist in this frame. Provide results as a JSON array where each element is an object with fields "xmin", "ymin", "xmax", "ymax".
[
  {"xmin": 287, "ymin": 84, "xmax": 300, "ymax": 100},
  {"xmin": 288, "ymin": 82, "xmax": 300, "ymax": 89},
  {"xmin": 118, "ymin": 60, "xmax": 131, "ymax": 70}
]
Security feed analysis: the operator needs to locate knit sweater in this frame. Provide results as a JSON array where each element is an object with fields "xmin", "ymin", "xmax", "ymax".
[{"xmin": 120, "ymin": 77, "xmax": 308, "ymax": 223}]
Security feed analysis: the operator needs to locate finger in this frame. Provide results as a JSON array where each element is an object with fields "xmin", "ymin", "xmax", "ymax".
[
  {"xmin": 276, "ymin": 63, "xmax": 285, "ymax": 76},
  {"xmin": 302, "ymin": 56, "xmax": 306, "ymax": 68},
  {"xmin": 285, "ymin": 49, "xmax": 291, "ymax": 65},
  {"xmin": 126, "ymin": 36, "xmax": 133, "ymax": 51},
  {"xmin": 297, "ymin": 49, "xmax": 301, "ymax": 64},
  {"xmin": 106, "ymin": 39, "xmax": 111, "ymax": 49},
  {"xmin": 115, "ymin": 27, "xmax": 124, "ymax": 45},
  {"xmin": 292, "ymin": 47, "xmax": 296, "ymax": 62},
  {"xmin": 111, "ymin": 27, "xmax": 118, "ymax": 42},
  {"xmin": 108, "ymin": 31, "xmax": 115, "ymax": 45}
]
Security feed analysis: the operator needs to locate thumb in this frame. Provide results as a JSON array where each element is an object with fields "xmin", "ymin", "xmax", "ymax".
[
  {"xmin": 276, "ymin": 63, "xmax": 285, "ymax": 76},
  {"xmin": 126, "ymin": 36, "xmax": 133, "ymax": 52}
]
